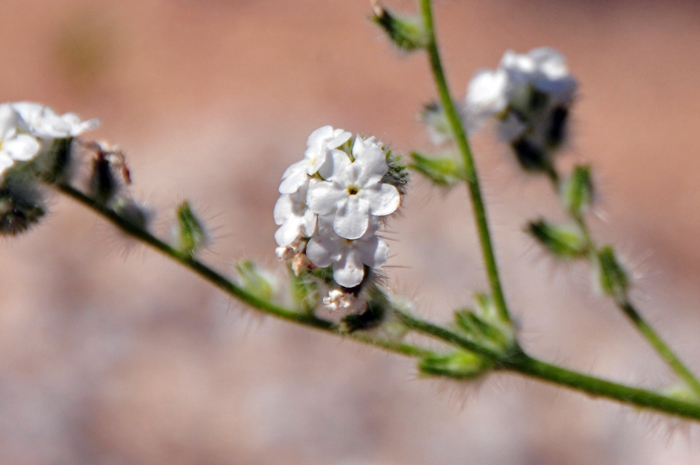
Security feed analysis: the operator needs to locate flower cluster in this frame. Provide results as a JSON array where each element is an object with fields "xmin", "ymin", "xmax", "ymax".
[
  {"xmin": 0, "ymin": 102, "xmax": 98, "ymax": 181},
  {"xmin": 0, "ymin": 102, "xmax": 97, "ymax": 235},
  {"xmin": 274, "ymin": 125, "xmax": 405, "ymax": 298},
  {"xmin": 465, "ymin": 47, "xmax": 577, "ymax": 175}
]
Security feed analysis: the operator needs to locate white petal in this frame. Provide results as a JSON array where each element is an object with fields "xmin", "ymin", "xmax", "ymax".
[
  {"xmin": 334, "ymin": 195, "xmax": 370, "ymax": 240},
  {"xmin": 355, "ymin": 148, "xmax": 388, "ymax": 185},
  {"xmin": 326, "ymin": 130, "xmax": 351, "ymax": 149},
  {"xmin": 333, "ymin": 248, "xmax": 365, "ymax": 288},
  {"xmin": 356, "ymin": 236, "xmax": 389, "ymax": 268},
  {"xmin": 526, "ymin": 47, "xmax": 577, "ymax": 103},
  {"xmin": 306, "ymin": 125, "xmax": 334, "ymax": 150},
  {"xmin": 529, "ymin": 47, "xmax": 568, "ymax": 78},
  {"xmin": 307, "ymin": 181, "xmax": 346, "ymax": 215},
  {"xmin": 315, "ymin": 213, "xmax": 336, "ymax": 236},
  {"xmin": 0, "ymin": 153, "xmax": 14, "ymax": 175},
  {"xmin": 273, "ymin": 195, "xmax": 294, "ymax": 225},
  {"xmin": 301, "ymin": 208, "xmax": 317, "ymax": 237},
  {"xmin": 279, "ymin": 160, "xmax": 309, "ymax": 194},
  {"xmin": 467, "ymin": 69, "xmax": 509, "ymax": 112},
  {"xmin": 4, "ymin": 134, "xmax": 41, "ymax": 161},
  {"xmin": 318, "ymin": 149, "xmax": 351, "ymax": 180},
  {"xmin": 363, "ymin": 183, "xmax": 400, "ymax": 216},
  {"xmin": 306, "ymin": 236, "xmax": 341, "ymax": 268},
  {"xmin": 0, "ymin": 104, "xmax": 20, "ymax": 137},
  {"xmin": 501, "ymin": 50, "xmax": 536, "ymax": 75},
  {"xmin": 11, "ymin": 102, "xmax": 43, "ymax": 121},
  {"xmin": 351, "ymin": 134, "xmax": 366, "ymax": 159},
  {"xmin": 274, "ymin": 218, "xmax": 303, "ymax": 247},
  {"xmin": 63, "ymin": 114, "xmax": 99, "ymax": 135}
]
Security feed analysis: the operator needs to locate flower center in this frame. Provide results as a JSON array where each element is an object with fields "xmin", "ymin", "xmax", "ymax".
[{"xmin": 347, "ymin": 186, "xmax": 359, "ymax": 196}]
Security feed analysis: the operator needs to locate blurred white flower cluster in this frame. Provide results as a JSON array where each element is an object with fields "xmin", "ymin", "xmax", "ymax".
[
  {"xmin": 465, "ymin": 47, "xmax": 578, "ymax": 174},
  {"xmin": 0, "ymin": 102, "xmax": 98, "ymax": 181},
  {"xmin": 274, "ymin": 125, "xmax": 405, "ymax": 293}
]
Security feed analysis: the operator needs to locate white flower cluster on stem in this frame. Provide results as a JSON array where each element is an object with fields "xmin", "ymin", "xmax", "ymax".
[
  {"xmin": 466, "ymin": 47, "xmax": 577, "ymax": 133},
  {"xmin": 0, "ymin": 101, "xmax": 98, "ymax": 181},
  {"xmin": 465, "ymin": 48, "xmax": 577, "ymax": 171},
  {"xmin": 274, "ymin": 125, "xmax": 402, "ymax": 291}
]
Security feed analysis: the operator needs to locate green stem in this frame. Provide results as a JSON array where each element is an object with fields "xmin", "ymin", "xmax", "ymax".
[
  {"xmin": 419, "ymin": 0, "xmax": 510, "ymax": 322},
  {"xmin": 53, "ymin": 181, "xmax": 700, "ymax": 420},
  {"xmin": 506, "ymin": 352, "xmax": 700, "ymax": 420},
  {"xmin": 56, "ymin": 183, "xmax": 430, "ymax": 360},
  {"xmin": 394, "ymin": 308, "xmax": 503, "ymax": 360},
  {"xmin": 396, "ymin": 307, "xmax": 700, "ymax": 419},
  {"xmin": 618, "ymin": 299, "xmax": 700, "ymax": 398},
  {"xmin": 550, "ymin": 167, "xmax": 700, "ymax": 398}
]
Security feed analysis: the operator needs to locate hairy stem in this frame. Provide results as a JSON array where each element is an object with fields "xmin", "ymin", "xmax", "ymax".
[
  {"xmin": 396, "ymin": 307, "xmax": 700, "ymax": 420},
  {"xmin": 505, "ymin": 352, "xmax": 700, "ymax": 420},
  {"xmin": 419, "ymin": 0, "xmax": 511, "ymax": 323},
  {"xmin": 555, "ymin": 166, "xmax": 700, "ymax": 397},
  {"xmin": 617, "ymin": 299, "xmax": 700, "ymax": 398},
  {"xmin": 552, "ymin": 170, "xmax": 700, "ymax": 398},
  {"xmin": 53, "ymin": 181, "xmax": 700, "ymax": 420},
  {"xmin": 55, "ymin": 183, "xmax": 429, "ymax": 360}
]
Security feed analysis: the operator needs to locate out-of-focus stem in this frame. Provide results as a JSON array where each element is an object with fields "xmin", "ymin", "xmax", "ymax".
[
  {"xmin": 418, "ymin": 0, "xmax": 511, "ymax": 323},
  {"xmin": 549, "ymin": 165, "xmax": 700, "ymax": 398}
]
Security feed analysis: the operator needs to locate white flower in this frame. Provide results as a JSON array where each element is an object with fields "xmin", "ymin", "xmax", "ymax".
[
  {"xmin": 322, "ymin": 289, "xmax": 367, "ymax": 315},
  {"xmin": 499, "ymin": 48, "xmax": 577, "ymax": 106},
  {"xmin": 0, "ymin": 104, "xmax": 41, "ymax": 176},
  {"xmin": 11, "ymin": 102, "xmax": 98, "ymax": 139},
  {"xmin": 307, "ymin": 136, "xmax": 400, "ymax": 240},
  {"xmin": 306, "ymin": 219, "xmax": 389, "ymax": 288},
  {"xmin": 465, "ymin": 47, "xmax": 577, "ymax": 133},
  {"xmin": 465, "ymin": 68, "xmax": 509, "ymax": 130},
  {"xmin": 273, "ymin": 180, "xmax": 317, "ymax": 247},
  {"xmin": 278, "ymin": 125, "xmax": 352, "ymax": 194},
  {"xmin": 521, "ymin": 48, "xmax": 578, "ymax": 104}
]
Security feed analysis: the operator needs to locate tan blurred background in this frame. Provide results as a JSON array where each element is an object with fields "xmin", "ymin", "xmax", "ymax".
[{"xmin": 3, "ymin": 0, "xmax": 700, "ymax": 463}]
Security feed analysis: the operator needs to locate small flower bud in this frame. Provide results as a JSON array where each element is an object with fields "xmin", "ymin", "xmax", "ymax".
[
  {"xmin": 87, "ymin": 141, "xmax": 130, "ymax": 205},
  {"xmin": 409, "ymin": 152, "xmax": 465, "ymax": 187},
  {"xmin": 453, "ymin": 293, "xmax": 515, "ymax": 353},
  {"xmin": 0, "ymin": 178, "xmax": 46, "ymax": 236},
  {"xmin": 382, "ymin": 150, "xmax": 410, "ymax": 195},
  {"xmin": 594, "ymin": 246, "xmax": 629, "ymax": 299},
  {"xmin": 371, "ymin": 1, "xmax": 428, "ymax": 52},
  {"xmin": 418, "ymin": 351, "xmax": 492, "ymax": 380},
  {"xmin": 173, "ymin": 201, "xmax": 208, "ymax": 257},
  {"xmin": 527, "ymin": 220, "xmax": 588, "ymax": 259},
  {"xmin": 561, "ymin": 165, "xmax": 594, "ymax": 216},
  {"xmin": 234, "ymin": 261, "xmax": 276, "ymax": 302},
  {"xmin": 291, "ymin": 253, "xmax": 310, "ymax": 277},
  {"xmin": 323, "ymin": 289, "xmax": 367, "ymax": 315}
]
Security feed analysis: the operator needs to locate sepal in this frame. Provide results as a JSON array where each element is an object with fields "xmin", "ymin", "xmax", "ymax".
[
  {"xmin": 371, "ymin": 1, "xmax": 428, "ymax": 52},
  {"xmin": 409, "ymin": 152, "xmax": 465, "ymax": 187},
  {"xmin": 561, "ymin": 165, "xmax": 594, "ymax": 216},
  {"xmin": 527, "ymin": 219, "xmax": 588, "ymax": 259},
  {"xmin": 419, "ymin": 351, "xmax": 492, "ymax": 380}
]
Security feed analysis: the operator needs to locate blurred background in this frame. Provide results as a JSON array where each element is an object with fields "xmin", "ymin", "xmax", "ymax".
[{"xmin": 3, "ymin": 0, "xmax": 700, "ymax": 463}]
